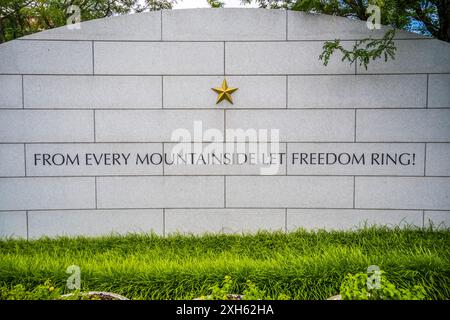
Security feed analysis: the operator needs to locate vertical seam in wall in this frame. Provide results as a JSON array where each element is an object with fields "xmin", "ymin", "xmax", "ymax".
[
  {"xmin": 422, "ymin": 210, "xmax": 425, "ymax": 229},
  {"xmin": 223, "ymin": 42, "xmax": 226, "ymax": 75},
  {"xmin": 23, "ymin": 144, "xmax": 27, "ymax": 176},
  {"xmin": 423, "ymin": 143, "xmax": 427, "ymax": 176},
  {"xmin": 284, "ymin": 208, "xmax": 287, "ymax": 233},
  {"xmin": 354, "ymin": 42, "xmax": 357, "ymax": 75},
  {"xmin": 94, "ymin": 176, "xmax": 98, "ymax": 209},
  {"xmin": 21, "ymin": 75, "xmax": 25, "ymax": 108},
  {"xmin": 162, "ymin": 208, "xmax": 166, "ymax": 237},
  {"xmin": 285, "ymin": 75, "xmax": 288, "ymax": 109},
  {"xmin": 93, "ymin": 110, "xmax": 96, "ymax": 142},
  {"xmin": 352, "ymin": 176, "xmax": 356, "ymax": 209},
  {"xmin": 425, "ymin": 74, "xmax": 429, "ymax": 108},
  {"xmin": 161, "ymin": 76, "xmax": 164, "ymax": 109},
  {"xmin": 224, "ymin": 176, "xmax": 226, "ymax": 208},
  {"xmin": 223, "ymin": 109, "xmax": 226, "ymax": 142},
  {"xmin": 354, "ymin": 109, "xmax": 357, "ymax": 142},
  {"xmin": 92, "ymin": 41, "xmax": 95, "ymax": 75},
  {"xmin": 26, "ymin": 211, "xmax": 29, "ymax": 241}
]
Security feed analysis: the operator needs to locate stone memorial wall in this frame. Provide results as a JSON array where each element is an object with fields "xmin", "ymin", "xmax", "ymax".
[{"xmin": 0, "ymin": 9, "xmax": 449, "ymax": 238}]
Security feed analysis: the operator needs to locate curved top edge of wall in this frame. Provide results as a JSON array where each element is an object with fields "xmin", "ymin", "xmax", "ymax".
[{"xmin": 8, "ymin": 8, "xmax": 432, "ymax": 43}]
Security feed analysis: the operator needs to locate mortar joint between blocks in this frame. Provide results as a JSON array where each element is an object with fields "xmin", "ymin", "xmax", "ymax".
[
  {"xmin": 26, "ymin": 210, "xmax": 29, "ymax": 241},
  {"xmin": 163, "ymin": 208, "xmax": 166, "ymax": 237}
]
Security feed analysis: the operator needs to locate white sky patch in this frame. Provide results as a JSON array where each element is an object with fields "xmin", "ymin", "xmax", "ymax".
[{"xmin": 174, "ymin": 0, "xmax": 259, "ymax": 9}]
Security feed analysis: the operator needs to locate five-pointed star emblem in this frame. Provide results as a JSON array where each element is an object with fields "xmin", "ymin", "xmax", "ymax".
[{"xmin": 212, "ymin": 79, "xmax": 238, "ymax": 104}]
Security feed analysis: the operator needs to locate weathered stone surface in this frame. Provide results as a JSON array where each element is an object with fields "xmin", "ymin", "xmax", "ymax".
[
  {"xmin": 97, "ymin": 176, "xmax": 224, "ymax": 208},
  {"xmin": 0, "ymin": 177, "xmax": 95, "ymax": 210},
  {"xmin": 163, "ymin": 9, "xmax": 286, "ymax": 41},
  {"xmin": 96, "ymin": 110, "xmax": 223, "ymax": 142},
  {"xmin": 355, "ymin": 177, "xmax": 450, "ymax": 210},
  {"xmin": 226, "ymin": 110, "xmax": 354, "ymax": 142},
  {"xmin": 425, "ymin": 143, "xmax": 450, "ymax": 176},
  {"xmin": 94, "ymin": 42, "xmax": 224, "ymax": 75},
  {"xmin": 165, "ymin": 209, "xmax": 285, "ymax": 234},
  {"xmin": 0, "ymin": 75, "xmax": 22, "ymax": 108},
  {"xmin": 24, "ymin": 76, "xmax": 162, "ymax": 109},
  {"xmin": 428, "ymin": 74, "xmax": 450, "ymax": 108},
  {"xmin": 356, "ymin": 109, "xmax": 450, "ymax": 142},
  {"xmin": 226, "ymin": 41, "xmax": 355, "ymax": 75},
  {"xmin": 0, "ymin": 40, "xmax": 92, "ymax": 74},
  {"xmin": 0, "ymin": 144, "xmax": 25, "ymax": 177},
  {"xmin": 22, "ymin": 12, "xmax": 161, "ymax": 41},
  {"xmin": 28, "ymin": 209, "xmax": 163, "ymax": 238},
  {"xmin": 288, "ymin": 75, "xmax": 427, "ymax": 109},
  {"xmin": 0, "ymin": 110, "xmax": 94, "ymax": 143},
  {"xmin": 0, "ymin": 212, "xmax": 27, "ymax": 238},
  {"xmin": 226, "ymin": 176, "xmax": 353, "ymax": 208}
]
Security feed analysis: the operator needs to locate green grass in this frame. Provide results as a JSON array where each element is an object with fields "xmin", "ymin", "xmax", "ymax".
[{"xmin": 0, "ymin": 227, "xmax": 449, "ymax": 300}]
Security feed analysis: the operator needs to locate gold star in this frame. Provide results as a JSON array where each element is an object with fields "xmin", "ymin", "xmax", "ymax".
[{"xmin": 212, "ymin": 79, "xmax": 238, "ymax": 104}]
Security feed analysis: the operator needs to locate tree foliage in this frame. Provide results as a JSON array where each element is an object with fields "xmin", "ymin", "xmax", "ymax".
[
  {"xmin": 207, "ymin": 0, "xmax": 225, "ymax": 8},
  {"xmin": 242, "ymin": 0, "xmax": 450, "ymax": 42},
  {"xmin": 240, "ymin": 1, "xmax": 448, "ymax": 68},
  {"xmin": 0, "ymin": 0, "xmax": 178, "ymax": 43},
  {"xmin": 320, "ymin": 29, "xmax": 397, "ymax": 69}
]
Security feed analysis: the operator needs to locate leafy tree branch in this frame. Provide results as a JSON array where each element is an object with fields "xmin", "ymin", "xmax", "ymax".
[
  {"xmin": 243, "ymin": 0, "xmax": 449, "ymax": 42},
  {"xmin": 319, "ymin": 28, "xmax": 397, "ymax": 69},
  {"xmin": 0, "ymin": 0, "xmax": 179, "ymax": 43},
  {"xmin": 207, "ymin": 0, "xmax": 225, "ymax": 8}
]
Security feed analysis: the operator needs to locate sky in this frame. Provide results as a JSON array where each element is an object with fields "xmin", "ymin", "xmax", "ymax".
[{"xmin": 173, "ymin": 0, "xmax": 259, "ymax": 9}]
